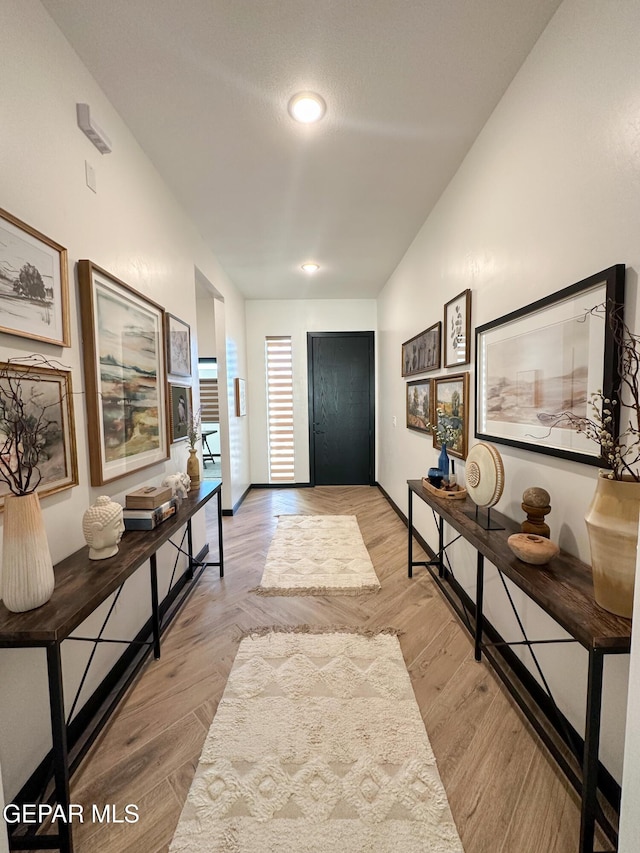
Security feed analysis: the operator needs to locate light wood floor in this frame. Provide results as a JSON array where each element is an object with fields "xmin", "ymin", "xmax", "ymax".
[{"xmin": 64, "ymin": 486, "xmax": 612, "ymax": 853}]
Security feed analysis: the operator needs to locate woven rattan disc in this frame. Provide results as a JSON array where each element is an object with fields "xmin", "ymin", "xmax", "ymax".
[{"xmin": 465, "ymin": 442, "xmax": 505, "ymax": 508}]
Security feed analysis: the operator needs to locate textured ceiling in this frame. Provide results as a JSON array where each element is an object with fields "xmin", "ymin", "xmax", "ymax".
[{"xmin": 42, "ymin": 0, "xmax": 561, "ymax": 300}]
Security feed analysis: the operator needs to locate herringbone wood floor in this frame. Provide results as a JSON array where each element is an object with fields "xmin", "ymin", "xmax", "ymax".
[{"xmin": 66, "ymin": 486, "xmax": 612, "ymax": 852}]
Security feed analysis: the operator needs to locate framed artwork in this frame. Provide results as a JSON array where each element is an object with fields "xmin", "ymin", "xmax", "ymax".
[
  {"xmin": 165, "ymin": 313, "xmax": 191, "ymax": 377},
  {"xmin": 169, "ymin": 383, "xmax": 192, "ymax": 443},
  {"xmin": 444, "ymin": 289, "xmax": 471, "ymax": 367},
  {"xmin": 475, "ymin": 265, "xmax": 625, "ymax": 466},
  {"xmin": 0, "ymin": 207, "xmax": 70, "ymax": 347},
  {"xmin": 78, "ymin": 260, "xmax": 170, "ymax": 485},
  {"xmin": 406, "ymin": 379, "xmax": 432, "ymax": 434},
  {"xmin": 235, "ymin": 377, "xmax": 247, "ymax": 417},
  {"xmin": 0, "ymin": 361, "xmax": 78, "ymax": 509},
  {"xmin": 401, "ymin": 322, "xmax": 441, "ymax": 377},
  {"xmin": 433, "ymin": 372, "xmax": 469, "ymax": 459}
]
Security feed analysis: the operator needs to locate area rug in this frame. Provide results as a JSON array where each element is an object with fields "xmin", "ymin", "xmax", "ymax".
[
  {"xmin": 170, "ymin": 629, "xmax": 464, "ymax": 853},
  {"xmin": 255, "ymin": 514, "xmax": 381, "ymax": 595}
]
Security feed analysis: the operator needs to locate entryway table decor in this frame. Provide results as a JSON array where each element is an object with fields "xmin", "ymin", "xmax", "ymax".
[{"xmin": 169, "ymin": 629, "xmax": 464, "ymax": 853}]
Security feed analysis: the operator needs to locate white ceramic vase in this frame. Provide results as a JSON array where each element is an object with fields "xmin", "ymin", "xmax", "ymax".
[
  {"xmin": 2, "ymin": 492, "xmax": 55, "ymax": 613},
  {"xmin": 584, "ymin": 473, "xmax": 640, "ymax": 619}
]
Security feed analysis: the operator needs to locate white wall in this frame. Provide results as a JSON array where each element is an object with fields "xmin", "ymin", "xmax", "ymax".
[
  {"xmin": 0, "ymin": 0, "xmax": 248, "ymax": 804},
  {"xmin": 377, "ymin": 0, "xmax": 640, "ymax": 787},
  {"xmin": 246, "ymin": 299, "xmax": 377, "ymax": 483}
]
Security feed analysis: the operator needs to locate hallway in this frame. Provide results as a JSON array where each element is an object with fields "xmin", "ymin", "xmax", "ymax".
[{"xmin": 67, "ymin": 486, "xmax": 608, "ymax": 852}]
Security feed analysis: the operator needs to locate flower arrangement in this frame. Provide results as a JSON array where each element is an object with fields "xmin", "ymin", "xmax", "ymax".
[
  {"xmin": 543, "ymin": 302, "xmax": 639, "ymax": 481},
  {"xmin": 186, "ymin": 407, "xmax": 202, "ymax": 451},
  {"xmin": 424, "ymin": 408, "xmax": 461, "ymax": 449},
  {"xmin": 0, "ymin": 356, "xmax": 64, "ymax": 496}
]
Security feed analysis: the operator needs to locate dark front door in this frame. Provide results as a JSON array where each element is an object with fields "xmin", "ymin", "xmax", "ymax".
[{"xmin": 307, "ymin": 331, "xmax": 375, "ymax": 485}]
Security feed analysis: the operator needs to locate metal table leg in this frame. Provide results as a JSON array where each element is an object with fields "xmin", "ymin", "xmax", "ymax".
[
  {"xmin": 408, "ymin": 485, "xmax": 413, "ymax": 578},
  {"xmin": 475, "ymin": 552, "xmax": 484, "ymax": 662},
  {"xmin": 217, "ymin": 487, "xmax": 224, "ymax": 578},
  {"xmin": 579, "ymin": 649, "xmax": 604, "ymax": 853},
  {"xmin": 149, "ymin": 553, "xmax": 161, "ymax": 660},
  {"xmin": 186, "ymin": 518, "xmax": 194, "ymax": 580},
  {"xmin": 46, "ymin": 644, "xmax": 73, "ymax": 853}
]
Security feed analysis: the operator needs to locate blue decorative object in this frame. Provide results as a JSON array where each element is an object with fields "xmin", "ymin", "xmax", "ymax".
[
  {"xmin": 438, "ymin": 443, "xmax": 450, "ymax": 481},
  {"xmin": 427, "ymin": 468, "xmax": 443, "ymax": 488}
]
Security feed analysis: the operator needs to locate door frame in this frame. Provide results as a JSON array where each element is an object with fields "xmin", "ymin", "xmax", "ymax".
[{"xmin": 307, "ymin": 331, "xmax": 375, "ymax": 486}]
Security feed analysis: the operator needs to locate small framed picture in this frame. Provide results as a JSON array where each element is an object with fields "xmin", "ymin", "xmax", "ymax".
[
  {"xmin": 169, "ymin": 383, "xmax": 192, "ymax": 442},
  {"xmin": 444, "ymin": 289, "xmax": 471, "ymax": 367},
  {"xmin": 165, "ymin": 313, "xmax": 192, "ymax": 377},
  {"xmin": 401, "ymin": 322, "xmax": 441, "ymax": 377},
  {"xmin": 0, "ymin": 361, "xmax": 78, "ymax": 509},
  {"xmin": 433, "ymin": 372, "xmax": 469, "ymax": 459},
  {"xmin": 0, "ymin": 207, "xmax": 70, "ymax": 347},
  {"xmin": 235, "ymin": 377, "xmax": 247, "ymax": 417},
  {"xmin": 406, "ymin": 379, "xmax": 432, "ymax": 434}
]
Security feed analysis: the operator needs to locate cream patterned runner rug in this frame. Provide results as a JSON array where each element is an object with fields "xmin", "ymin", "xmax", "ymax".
[
  {"xmin": 170, "ymin": 630, "xmax": 464, "ymax": 853},
  {"xmin": 255, "ymin": 514, "xmax": 381, "ymax": 595}
]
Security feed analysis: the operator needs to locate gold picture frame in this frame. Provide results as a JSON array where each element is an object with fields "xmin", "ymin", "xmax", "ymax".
[
  {"xmin": 0, "ymin": 207, "xmax": 70, "ymax": 347},
  {"xmin": 78, "ymin": 260, "xmax": 170, "ymax": 485}
]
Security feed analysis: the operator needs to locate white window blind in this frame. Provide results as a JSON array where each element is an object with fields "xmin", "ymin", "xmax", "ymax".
[
  {"xmin": 266, "ymin": 336, "xmax": 294, "ymax": 482},
  {"xmin": 199, "ymin": 378, "xmax": 219, "ymax": 422}
]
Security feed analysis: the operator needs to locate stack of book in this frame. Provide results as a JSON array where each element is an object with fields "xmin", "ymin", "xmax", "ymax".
[{"xmin": 123, "ymin": 486, "xmax": 178, "ymax": 530}]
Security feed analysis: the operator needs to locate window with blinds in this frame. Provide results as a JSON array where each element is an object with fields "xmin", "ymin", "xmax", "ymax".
[{"xmin": 266, "ymin": 336, "xmax": 295, "ymax": 482}]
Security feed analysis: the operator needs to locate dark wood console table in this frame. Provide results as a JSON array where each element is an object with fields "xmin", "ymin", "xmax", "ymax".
[
  {"xmin": 0, "ymin": 480, "xmax": 223, "ymax": 853},
  {"xmin": 407, "ymin": 479, "xmax": 631, "ymax": 853}
]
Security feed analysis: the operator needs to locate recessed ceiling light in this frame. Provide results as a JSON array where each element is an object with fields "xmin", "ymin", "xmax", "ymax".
[
  {"xmin": 288, "ymin": 92, "xmax": 326, "ymax": 124},
  {"xmin": 301, "ymin": 263, "xmax": 320, "ymax": 273}
]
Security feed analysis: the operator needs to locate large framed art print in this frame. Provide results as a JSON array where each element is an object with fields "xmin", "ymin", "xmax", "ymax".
[
  {"xmin": 78, "ymin": 260, "xmax": 170, "ymax": 485},
  {"xmin": 475, "ymin": 265, "xmax": 625, "ymax": 466}
]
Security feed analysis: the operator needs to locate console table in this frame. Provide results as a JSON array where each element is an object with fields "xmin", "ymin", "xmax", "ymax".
[
  {"xmin": 407, "ymin": 479, "xmax": 631, "ymax": 853},
  {"xmin": 0, "ymin": 480, "xmax": 223, "ymax": 853}
]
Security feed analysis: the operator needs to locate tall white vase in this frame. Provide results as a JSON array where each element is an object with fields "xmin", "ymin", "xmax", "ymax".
[{"xmin": 2, "ymin": 492, "xmax": 55, "ymax": 613}]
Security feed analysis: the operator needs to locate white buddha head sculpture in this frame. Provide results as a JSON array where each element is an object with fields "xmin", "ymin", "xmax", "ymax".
[{"xmin": 82, "ymin": 495, "xmax": 125, "ymax": 560}]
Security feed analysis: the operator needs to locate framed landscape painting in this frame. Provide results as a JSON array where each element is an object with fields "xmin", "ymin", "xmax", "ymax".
[
  {"xmin": 475, "ymin": 265, "xmax": 625, "ymax": 466},
  {"xmin": 0, "ymin": 207, "xmax": 70, "ymax": 346},
  {"xmin": 165, "ymin": 312, "xmax": 191, "ymax": 377},
  {"xmin": 78, "ymin": 260, "xmax": 169, "ymax": 485},
  {"xmin": 433, "ymin": 372, "xmax": 469, "ymax": 460},
  {"xmin": 235, "ymin": 377, "xmax": 247, "ymax": 417},
  {"xmin": 169, "ymin": 383, "xmax": 192, "ymax": 443},
  {"xmin": 406, "ymin": 379, "xmax": 432, "ymax": 434},
  {"xmin": 0, "ymin": 361, "xmax": 78, "ymax": 509},
  {"xmin": 401, "ymin": 322, "xmax": 441, "ymax": 377},
  {"xmin": 444, "ymin": 289, "xmax": 471, "ymax": 367}
]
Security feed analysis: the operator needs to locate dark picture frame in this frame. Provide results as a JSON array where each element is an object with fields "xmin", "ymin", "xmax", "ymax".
[
  {"xmin": 0, "ymin": 362, "xmax": 78, "ymax": 509},
  {"xmin": 406, "ymin": 378, "xmax": 432, "ymax": 433},
  {"xmin": 169, "ymin": 383, "xmax": 192, "ymax": 443},
  {"xmin": 433, "ymin": 372, "xmax": 469, "ymax": 459},
  {"xmin": 444, "ymin": 289, "xmax": 471, "ymax": 367},
  {"xmin": 475, "ymin": 265, "xmax": 625, "ymax": 466},
  {"xmin": 78, "ymin": 260, "xmax": 170, "ymax": 485},
  {"xmin": 401, "ymin": 322, "xmax": 441, "ymax": 377},
  {"xmin": 0, "ymin": 207, "xmax": 70, "ymax": 347},
  {"xmin": 165, "ymin": 312, "xmax": 192, "ymax": 377}
]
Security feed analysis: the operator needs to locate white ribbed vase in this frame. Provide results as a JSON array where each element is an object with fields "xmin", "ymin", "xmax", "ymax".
[{"xmin": 2, "ymin": 492, "xmax": 55, "ymax": 613}]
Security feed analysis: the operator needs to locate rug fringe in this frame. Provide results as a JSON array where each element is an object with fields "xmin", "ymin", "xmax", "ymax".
[
  {"xmin": 236, "ymin": 625, "xmax": 403, "ymax": 640},
  {"xmin": 251, "ymin": 584, "xmax": 380, "ymax": 597}
]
